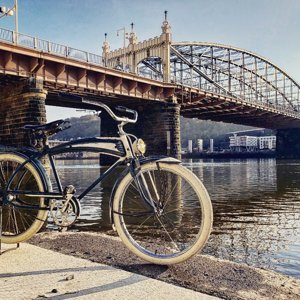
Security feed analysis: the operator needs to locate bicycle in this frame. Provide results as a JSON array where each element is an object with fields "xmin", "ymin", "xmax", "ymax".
[{"xmin": 0, "ymin": 94, "xmax": 213, "ymax": 264}]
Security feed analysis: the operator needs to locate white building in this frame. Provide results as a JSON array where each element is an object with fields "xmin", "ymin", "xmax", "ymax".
[
  {"xmin": 229, "ymin": 134, "xmax": 276, "ymax": 151},
  {"xmin": 209, "ymin": 139, "xmax": 214, "ymax": 152},
  {"xmin": 229, "ymin": 134, "xmax": 257, "ymax": 151},
  {"xmin": 258, "ymin": 136, "xmax": 276, "ymax": 150},
  {"xmin": 188, "ymin": 140, "xmax": 193, "ymax": 153},
  {"xmin": 197, "ymin": 139, "xmax": 203, "ymax": 152}
]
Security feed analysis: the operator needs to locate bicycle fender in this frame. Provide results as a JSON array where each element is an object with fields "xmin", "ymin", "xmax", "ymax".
[
  {"xmin": 31, "ymin": 157, "xmax": 53, "ymax": 193},
  {"xmin": 138, "ymin": 155, "xmax": 181, "ymax": 165},
  {"xmin": 0, "ymin": 149, "xmax": 52, "ymax": 192}
]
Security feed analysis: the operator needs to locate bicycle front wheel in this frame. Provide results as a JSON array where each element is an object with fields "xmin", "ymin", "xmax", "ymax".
[
  {"xmin": 0, "ymin": 153, "xmax": 48, "ymax": 244},
  {"xmin": 113, "ymin": 162, "xmax": 213, "ymax": 264}
]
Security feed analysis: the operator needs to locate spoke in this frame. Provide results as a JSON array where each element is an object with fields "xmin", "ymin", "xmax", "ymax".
[
  {"xmin": 130, "ymin": 214, "xmax": 154, "ymax": 235},
  {"xmin": 0, "ymin": 162, "xmax": 7, "ymax": 185},
  {"xmin": 155, "ymin": 214, "xmax": 180, "ymax": 252},
  {"xmin": 11, "ymin": 206, "xmax": 20, "ymax": 235},
  {"xmin": 181, "ymin": 184, "xmax": 198, "ymax": 198},
  {"xmin": 162, "ymin": 177, "xmax": 181, "ymax": 208},
  {"xmin": 162, "ymin": 206, "xmax": 199, "ymax": 215},
  {"xmin": 125, "ymin": 190, "xmax": 149, "ymax": 209},
  {"xmin": 130, "ymin": 181, "xmax": 139, "ymax": 193},
  {"xmin": 18, "ymin": 209, "xmax": 36, "ymax": 231},
  {"xmin": 126, "ymin": 186, "xmax": 142, "ymax": 201},
  {"xmin": 5, "ymin": 207, "xmax": 12, "ymax": 235},
  {"xmin": 16, "ymin": 207, "xmax": 28, "ymax": 233},
  {"xmin": 159, "ymin": 214, "xmax": 176, "ymax": 232}
]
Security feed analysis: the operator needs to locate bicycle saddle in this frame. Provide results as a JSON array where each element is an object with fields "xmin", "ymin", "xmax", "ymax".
[{"xmin": 23, "ymin": 119, "xmax": 65, "ymax": 131}]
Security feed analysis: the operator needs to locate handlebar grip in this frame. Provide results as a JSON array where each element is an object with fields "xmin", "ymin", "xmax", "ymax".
[
  {"xmin": 115, "ymin": 106, "xmax": 138, "ymax": 123},
  {"xmin": 116, "ymin": 106, "xmax": 137, "ymax": 115},
  {"xmin": 116, "ymin": 106, "xmax": 130, "ymax": 113}
]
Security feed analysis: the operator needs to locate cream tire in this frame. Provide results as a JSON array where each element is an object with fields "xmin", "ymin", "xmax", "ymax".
[
  {"xmin": 0, "ymin": 153, "xmax": 48, "ymax": 244},
  {"xmin": 113, "ymin": 162, "xmax": 213, "ymax": 264}
]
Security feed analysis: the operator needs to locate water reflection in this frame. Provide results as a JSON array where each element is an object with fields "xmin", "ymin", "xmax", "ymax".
[
  {"xmin": 50, "ymin": 158, "xmax": 300, "ymax": 278},
  {"xmin": 50, "ymin": 159, "xmax": 116, "ymax": 231},
  {"xmin": 183, "ymin": 159, "xmax": 300, "ymax": 278}
]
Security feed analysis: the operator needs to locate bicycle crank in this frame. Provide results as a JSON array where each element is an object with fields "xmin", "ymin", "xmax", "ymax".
[{"xmin": 49, "ymin": 196, "xmax": 81, "ymax": 227}]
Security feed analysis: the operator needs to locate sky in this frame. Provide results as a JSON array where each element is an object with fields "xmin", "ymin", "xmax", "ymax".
[{"xmin": 1, "ymin": 0, "xmax": 300, "ymax": 121}]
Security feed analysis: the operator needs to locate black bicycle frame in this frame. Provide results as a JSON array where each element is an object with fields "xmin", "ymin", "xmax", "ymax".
[{"xmin": 5, "ymin": 136, "xmax": 130, "ymax": 210}]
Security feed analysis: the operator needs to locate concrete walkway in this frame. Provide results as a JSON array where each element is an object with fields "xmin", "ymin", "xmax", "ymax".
[{"xmin": 0, "ymin": 243, "xmax": 219, "ymax": 300}]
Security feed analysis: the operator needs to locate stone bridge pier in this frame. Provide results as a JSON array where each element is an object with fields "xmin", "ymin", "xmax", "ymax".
[
  {"xmin": 276, "ymin": 129, "xmax": 300, "ymax": 159},
  {"xmin": 0, "ymin": 79, "xmax": 47, "ymax": 148},
  {"xmin": 100, "ymin": 101, "xmax": 181, "ymax": 160}
]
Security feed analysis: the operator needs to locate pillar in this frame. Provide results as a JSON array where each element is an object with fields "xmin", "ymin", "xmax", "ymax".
[
  {"xmin": 188, "ymin": 140, "xmax": 193, "ymax": 153},
  {"xmin": 276, "ymin": 128, "xmax": 300, "ymax": 159},
  {"xmin": 100, "ymin": 102, "xmax": 181, "ymax": 161},
  {"xmin": 133, "ymin": 102, "xmax": 181, "ymax": 159},
  {"xmin": 0, "ymin": 78, "xmax": 47, "ymax": 148}
]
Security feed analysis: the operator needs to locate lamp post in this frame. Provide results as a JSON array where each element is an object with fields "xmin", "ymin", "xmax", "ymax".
[
  {"xmin": 116, "ymin": 27, "xmax": 127, "ymax": 48},
  {"xmin": 0, "ymin": 0, "xmax": 18, "ymax": 42}
]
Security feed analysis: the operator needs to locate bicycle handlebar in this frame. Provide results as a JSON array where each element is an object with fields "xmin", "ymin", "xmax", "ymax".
[
  {"xmin": 58, "ymin": 93, "xmax": 138, "ymax": 124},
  {"xmin": 83, "ymin": 99, "xmax": 138, "ymax": 124}
]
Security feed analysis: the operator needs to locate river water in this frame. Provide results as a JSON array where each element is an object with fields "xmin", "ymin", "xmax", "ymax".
[{"xmin": 53, "ymin": 158, "xmax": 300, "ymax": 278}]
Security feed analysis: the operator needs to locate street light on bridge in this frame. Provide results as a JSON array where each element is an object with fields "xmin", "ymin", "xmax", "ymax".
[{"xmin": 0, "ymin": 0, "xmax": 18, "ymax": 42}]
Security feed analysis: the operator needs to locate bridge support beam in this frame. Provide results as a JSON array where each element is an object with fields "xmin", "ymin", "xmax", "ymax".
[
  {"xmin": 0, "ymin": 79, "xmax": 47, "ymax": 148},
  {"xmin": 276, "ymin": 128, "xmax": 300, "ymax": 159},
  {"xmin": 100, "ymin": 102, "xmax": 181, "ymax": 160}
]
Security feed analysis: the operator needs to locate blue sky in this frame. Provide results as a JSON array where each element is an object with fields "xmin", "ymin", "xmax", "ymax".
[{"xmin": 1, "ymin": 0, "xmax": 300, "ymax": 121}]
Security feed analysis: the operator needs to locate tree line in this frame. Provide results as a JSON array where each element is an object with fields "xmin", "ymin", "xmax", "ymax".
[{"xmin": 53, "ymin": 114, "xmax": 257, "ymax": 149}]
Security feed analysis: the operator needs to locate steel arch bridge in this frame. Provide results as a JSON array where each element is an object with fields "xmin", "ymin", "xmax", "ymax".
[
  {"xmin": 139, "ymin": 42, "xmax": 300, "ymax": 128},
  {"xmin": 1, "ymin": 22, "xmax": 300, "ymax": 129}
]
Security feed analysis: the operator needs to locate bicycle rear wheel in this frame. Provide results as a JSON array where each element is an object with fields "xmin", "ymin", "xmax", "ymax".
[
  {"xmin": 113, "ymin": 162, "xmax": 213, "ymax": 264},
  {"xmin": 0, "ymin": 153, "xmax": 47, "ymax": 244}
]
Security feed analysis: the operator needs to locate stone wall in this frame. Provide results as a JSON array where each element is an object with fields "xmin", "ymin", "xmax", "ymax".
[{"xmin": 0, "ymin": 79, "xmax": 47, "ymax": 148}]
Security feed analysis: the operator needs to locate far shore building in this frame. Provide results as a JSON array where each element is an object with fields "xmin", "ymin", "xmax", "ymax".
[{"xmin": 229, "ymin": 134, "xmax": 276, "ymax": 152}]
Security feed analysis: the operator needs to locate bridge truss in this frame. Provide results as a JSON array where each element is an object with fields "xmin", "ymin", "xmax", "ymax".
[{"xmin": 139, "ymin": 42, "xmax": 300, "ymax": 128}]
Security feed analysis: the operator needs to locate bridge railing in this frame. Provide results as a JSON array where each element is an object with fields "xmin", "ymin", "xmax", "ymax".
[{"xmin": 0, "ymin": 27, "xmax": 104, "ymax": 66}]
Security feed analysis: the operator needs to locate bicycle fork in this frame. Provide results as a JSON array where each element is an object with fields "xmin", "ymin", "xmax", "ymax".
[{"xmin": 132, "ymin": 167, "xmax": 162, "ymax": 215}]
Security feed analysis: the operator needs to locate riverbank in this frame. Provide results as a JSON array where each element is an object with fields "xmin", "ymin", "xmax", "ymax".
[{"xmin": 29, "ymin": 231, "xmax": 300, "ymax": 300}]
